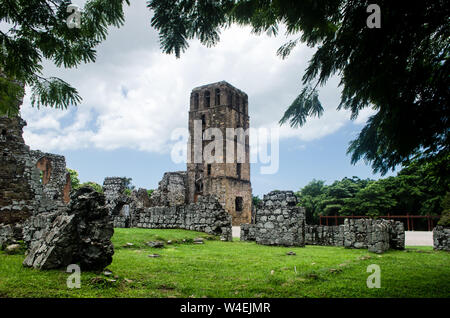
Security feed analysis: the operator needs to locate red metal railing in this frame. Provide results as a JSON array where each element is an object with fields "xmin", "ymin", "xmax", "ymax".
[{"xmin": 318, "ymin": 214, "xmax": 441, "ymax": 231}]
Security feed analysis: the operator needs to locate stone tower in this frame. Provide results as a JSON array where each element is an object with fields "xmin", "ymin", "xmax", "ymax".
[{"xmin": 187, "ymin": 81, "xmax": 252, "ymax": 225}]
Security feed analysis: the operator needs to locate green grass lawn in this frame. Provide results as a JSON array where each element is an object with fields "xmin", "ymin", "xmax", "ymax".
[{"xmin": 0, "ymin": 228, "xmax": 449, "ymax": 298}]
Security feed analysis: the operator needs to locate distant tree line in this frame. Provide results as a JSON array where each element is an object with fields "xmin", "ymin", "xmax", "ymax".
[
  {"xmin": 67, "ymin": 169, "xmax": 154, "ymax": 199},
  {"xmin": 296, "ymin": 152, "xmax": 449, "ymax": 224}
]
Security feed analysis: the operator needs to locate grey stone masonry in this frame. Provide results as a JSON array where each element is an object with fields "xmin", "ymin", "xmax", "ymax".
[
  {"xmin": 305, "ymin": 225, "xmax": 344, "ymax": 246},
  {"xmin": 104, "ymin": 172, "xmax": 189, "ymax": 228},
  {"xmin": 150, "ymin": 171, "xmax": 188, "ymax": 207},
  {"xmin": 241, "ymin": 191, "xmax": 306, "ymax": 247},
  {"xmin": 103, "ymin": 177, "xmax": 129, "ymax": 214},
  {"xmin": 1, "ymin": 105, "xmax": 70, "ymax": 235},
  {"xmin": 134, "ymin": 195, "xmax": 232, "ymax": 241},
  {"xmin": 30, "ymin": 150, "xmax": 71, "ymax": 208},
  {"xmin": 241, "ymin": 197, "xmax": 405, "ymax": 253},
  {"xmin": 367, "ymin": 220, "xmax": 390, "ymax": 254},
  {"xmin": 103, "ymin": 177, "xmax": 132, "ymax": 228},
  {"xmin": 22, "ymin": 210, "xmax": 60, "ymax": 250},
  {"xmin": 240, "ymin": 223, "xmax": 256, "ymax": 241},
  {"xmin": 389, "ymin": 220, "xmax": 405, "ymax": 250},
  {"xmin": 0, "ymin": 224, "xmax": 16, "ymax": 249},
  {"xmin": 23, "ymin": 187, "xmax": 114, "ymax": 270},
  {"xmin": 344, "ymin": 218, "xmax": 370, "ymax": 249},
  {"xmin": 433, "ymin": 225, "xmax": 450, "ymax": 251},
  {"xmin": 344, "ymin": 218, "xmax": 405, "ymax": 252}
]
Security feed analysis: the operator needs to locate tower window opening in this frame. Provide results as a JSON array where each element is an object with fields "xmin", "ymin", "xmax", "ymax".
[
  {"xmin": 236, "ymin": 95, "xmax": 240, "ymax": 111},
  {"xmin": 207, "ymin": 164, "xmax": 211, "ymax": 176},
  {"xmin": 204, "ymin": 91, "xmax": 210, "ymax": 108},
  {"xmin": 201, "ymin": 114, "xmax": 206, "ymax": 131},
  {"xmin": 215, "ymin": 88, "xmax": 220, "ymax": 105},
  {"xmin": 237, "ymin": 163, "xmax": 241, "ymax": 179},
  {"xmin": 195, "ymin": 181, "xmax": 203, "ymax": 193},
  {"xmin": 194, "ymin": 93, "xmax": 199, "ymax": 109},
  {"xmin": 235, "ymin": 196, "xmax": 243, "ymax": 212}
]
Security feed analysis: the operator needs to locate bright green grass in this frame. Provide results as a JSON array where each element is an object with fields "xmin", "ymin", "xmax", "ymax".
[{"xmin": 0, "ymin": 228, "xmax": 449, "ymax": 298}]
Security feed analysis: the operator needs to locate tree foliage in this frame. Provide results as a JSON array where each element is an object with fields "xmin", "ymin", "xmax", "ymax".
[
  {"xmin": 67, "ymin": 168, "xmax": 80, "ymax": 190},
  {"xmin": 67, "ymin": 167, "xmax": 102, "ymax": 193},
  {"xmin": 296, "ymin": 154, "xmax": 449, "ymax": 223},
  {"xmin": 0, "ymin": 0, "xmax": 130, "ymax": 116},
  {"xmin": 79, "ymin": 181, "xmax": 103, "ymax": 193},
  {"xmin": 148, "ymin": 0, "xmax": 449, "ymax": 174},
  {"xmin": 438, "ymin": 192, "xmax": 450, "ymax": 227},
  {"xmin": 123, "ymin": 177, "xmax": 135, "ymax": 190},
  {"xmin": 252, "ymin": 195, "xmax": 262, "ymax": 207}
]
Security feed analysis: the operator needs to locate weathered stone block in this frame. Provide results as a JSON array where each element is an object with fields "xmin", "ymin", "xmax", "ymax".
[
  {"xmin": 23, "ymin": 187, "xmax": 114, "ymax": 270},
  {"xmin": 433, "ymin": 225, "xmax": 450, "ymax": 251}
]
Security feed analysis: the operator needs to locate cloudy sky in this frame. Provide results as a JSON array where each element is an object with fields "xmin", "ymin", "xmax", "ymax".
[{"xmin": 19, "ymin": 1, "xmax": 396, "ymax": 196}]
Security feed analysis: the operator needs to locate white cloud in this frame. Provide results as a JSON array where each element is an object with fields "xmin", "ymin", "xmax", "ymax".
[{"xmin": 20, "ymin": 1, "xmax": 362, "ymax": 154}]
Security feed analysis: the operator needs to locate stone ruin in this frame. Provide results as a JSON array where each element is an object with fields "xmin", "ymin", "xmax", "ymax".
[
  {"xmin": 0, "ymin": 97, "xmax": 73, "ymax": 251},
  {"xmin": 250, "ymin": 191, "xmax": 305, "ymax": 246},
  {"xmin": 433, "ymin": 225, "xmax": 450, "ymax": 251},
  {"xmin": 304, "ymin": 219, "xmax": 405, "ymax": 253},
  {"xmin": 0, "ymin": 93, "xmax": 114, "ymax": 270},
  {"xmin": 241, "ymin": 190, "xmax": 405, "ymax": 253},
  {"xmin": 150, "ymin": 171, "xmax": 188, "ymax": 207},
  {"xmin": 305, "ymin": 225, "xmax": 344, "ymax": 247},
  {"xmin": 343, "ymin": 218, "xmax": 405, "ymax": 253},
  {"xmin": 103, "ymin": 177, "xmax": 133, "ymax": 228},
  {"xmin": 23, "ymin": 187, "xmax": 114, "ymax": 270},
  {"xmin": 0, "ymin": 107, "xmax": 232, "ymax": 269},
  {"xmin": 134, "ymin": 195, "xmax": 232, "ymax": 240},
  {"xmin": 102, "ymin": 172, "xmax": 232, "ymax": 241}
]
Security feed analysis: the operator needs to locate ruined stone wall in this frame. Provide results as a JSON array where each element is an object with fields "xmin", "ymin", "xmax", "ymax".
[
  {"xmin": 0, "ymin": 112, "xmax": 70, "ymax": 230},
  {"xmin": 433, "ymin": 225, "xmax": 450, "ymax": 251},
  {"xmin": 240, "ymin": 191, "xmax": 405, "ymax": 253},
  {"xmin": 343, "ymin": 218, "xmax": 405, "ymax": 253},
  {"xmin": 0, "ymin": 115, "xmax": 38, "ymax": 225},
  {"xmin": 0, "ymin": 223, "xmax": 23, "ymax": 248},
  {"xmin": 103, "ymin": 177, "xmax": 127, "ymax": 212},
  {"xmin": 106, "ymin": 172, "xmax": 233, "ymax": 240},
  {"xmin": 133, "ymin": 195, "xmax": 232, "ymax": 241},
  {"xmin": 240, "ymin": 191, "xmax": 305, "ymax": 247},
  {"xmin": 388, "ymin": 220, "xmax": 406, "ymax": 250},
  {"xmin": 150, "ymin": 171, "xmax": 188, "ymax": 207},
  {"xmin": 104, "ymin": 172, "xmax": 189, "ymax": 228},
  {"xmin": 240, "ymin": 223, "xmax": 256, "ymax": 241},
  {"xmin": 305, "ymin": 225, "xmax": 345, "ymax": 246},
  {"xmin": 30, "ymin": 150, "xmax": 71, "ymax": 206},
  {"xmin": 133, "ymin": 188, "xmax": 152, "ymax": 208},
  {"xmin": 102, "ymin": 177, "xmax": 131, "ymax": 227}
]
